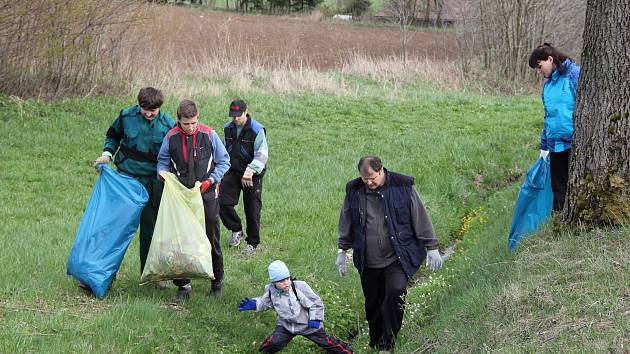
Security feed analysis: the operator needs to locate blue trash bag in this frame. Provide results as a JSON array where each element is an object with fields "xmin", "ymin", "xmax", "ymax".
[
  {"xmin": 508, "ymin": 157, "xmax": 554, "ymax": 252},
  {"xmin": 67, "ymin": 164, "xmax": 148, "ymax": 299}
]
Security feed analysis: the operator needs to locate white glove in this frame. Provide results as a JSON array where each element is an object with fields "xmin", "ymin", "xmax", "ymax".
[
  {"xmin": 92, "ymin": 152, "xmax": 112, "ymax": 169},
  {"xmin": 426, "ymin": 249, "xmax": 443, "ymax": 272},
  {"xmin": 539, "ymin": 150, "xmax": 549, "ymax": 161},
  {"xmin": 335, "ymin": 249, "xmax": 347, "ymax": 277},
  {"xmin": 241, "ymin": 167, "xmax": 255, "ymax": 188}
]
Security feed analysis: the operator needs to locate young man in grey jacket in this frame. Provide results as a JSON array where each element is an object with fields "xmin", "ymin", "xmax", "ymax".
[{"xmin": 237, "ymin": 260, "xmax": 353, "ymax": 353}]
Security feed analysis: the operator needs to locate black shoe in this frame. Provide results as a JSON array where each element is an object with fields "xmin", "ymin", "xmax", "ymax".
[
  {"xmin": 210, "ymin": 282, "xmax": 223, "ymax": 298},
  {"xmin": 172, "ymin": 286, "xmax": 191, "ymax": 303}
]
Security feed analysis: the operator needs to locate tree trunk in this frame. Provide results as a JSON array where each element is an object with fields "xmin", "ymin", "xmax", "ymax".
[
  {"xmin": 564, "ymin": 0, "xmax": 630, "ymax": 225},
  {"xmin": 435, "ymin": 0, "xmax": 444, "ymax": 27}
]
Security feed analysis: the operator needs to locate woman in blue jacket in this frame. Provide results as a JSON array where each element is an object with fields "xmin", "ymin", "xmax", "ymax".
[{"xmin": 528, "ymin": 43, "xmax": 581, "ymax": 211}]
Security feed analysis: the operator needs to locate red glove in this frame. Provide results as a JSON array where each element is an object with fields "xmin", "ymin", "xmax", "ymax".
[{"xmin": 200, "ymin": 179, "xmax": 212, "ymax": 193}]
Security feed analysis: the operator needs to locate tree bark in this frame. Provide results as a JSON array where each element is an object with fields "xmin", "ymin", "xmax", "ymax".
[{"xmin": 564, "ymin": 0, "xmax": 630, "ymax": 225}]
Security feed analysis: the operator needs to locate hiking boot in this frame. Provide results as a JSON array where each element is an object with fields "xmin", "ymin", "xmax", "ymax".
[
  {"xmin": 172, "ymin": 285, "xmax": 191, "ymax": 303},
  {"xmin": 228, "ymin": 231, "xmax": 243, "ymax": 247},
  {"xmin": 242, "ymin": 244, "xmax": 257, "ymax": 255},
  {"xmin": 210, "ymin": 282, "xmax": 223, "ymax": 298}
]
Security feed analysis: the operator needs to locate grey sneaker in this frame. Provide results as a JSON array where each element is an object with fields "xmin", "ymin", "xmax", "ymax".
[
  {"xmin": 210, "ymin": 282, "xmax": 223, "ymax": 298},
  {"xmin": 172, "ymin": 284, "xmax": 191, "ymax": 303},
  {"xmin": 242, "ymin": 244, "xmax": 257, "ymax": 255},
  {"xmin": 228, "ymin": 231, "xmax": 243, "ymax": 247}
]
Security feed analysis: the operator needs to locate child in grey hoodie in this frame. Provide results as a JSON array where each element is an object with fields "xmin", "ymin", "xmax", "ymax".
[{"xmin": 238, "ymin": 260, "xmax": 353, "ymax": 353}]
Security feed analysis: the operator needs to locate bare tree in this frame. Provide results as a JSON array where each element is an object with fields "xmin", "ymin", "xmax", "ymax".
[
  {"xmin": 421, "ymin": 0, "xmax": 445, "ymax": 26},
  {"xmin": 564, "ymin": 0, "xmax": 630, "ymax": 225},
  {"xmin": 455, "ymin": 0, "xmax": 586, "ymax": 85},
  {"xmin": 433, "ymin": 0, "xmax": 445, "ymax": 26},
  {"xmin": 387, "ymin": 0, "xmax": 416, "ymax": 64}
]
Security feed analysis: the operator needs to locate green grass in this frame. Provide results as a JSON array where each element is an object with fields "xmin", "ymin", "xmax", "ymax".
[
  {"xmin": 395, "ymin": 185, "xmax": 630, "ymax": 352},
  {"xmin": 0, "ymin": 82, "xmax": 626, "ymax": 353}
]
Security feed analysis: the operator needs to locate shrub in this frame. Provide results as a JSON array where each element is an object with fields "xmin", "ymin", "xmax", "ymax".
[
  {"xmin": 0, "ymin": 0, "xmax": 146, "ymax": 99},
  {"xmin": 317, "ymin": 3, "xmax": 336, "ymax": 18}
]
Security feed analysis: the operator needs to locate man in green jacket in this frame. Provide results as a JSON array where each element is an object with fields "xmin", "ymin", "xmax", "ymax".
[{"xmin": 93, "ymin": 87, "xmax": 175, "ymax": 278}]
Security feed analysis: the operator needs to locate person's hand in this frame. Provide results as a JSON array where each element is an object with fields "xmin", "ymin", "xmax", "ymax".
[
  {"xmin": 238, "ymin": 298, "xmax": 256, "ymax": 311},
  {"xmin": 92, "ymin": 154, "xmax": 111, "ymax": 169},
  {"xmin": 200, "ymin": 179, "xmax": 212, "ymax": 193},
  {"xmin": 335, "ymin": 250, "xmax": 347, "ymax": 277},
  {"xmin": 241, "ymin": 167, "xmax": 255, "ymax": 188},
  {"xmin": 308, "ymin": 320, "xmax": 321, "ymax": 329},
  {"xmin": 426, "ymin": 249, "xmax": 443, "ymax": 272},
  {"xmin": 539, "ymin": 150, "xmax": 549, "ymax": 161}
]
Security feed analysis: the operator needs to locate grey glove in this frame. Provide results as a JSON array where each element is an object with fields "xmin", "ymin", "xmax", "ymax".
[
  {"xmin": 335, "ymin": 250, "xmax": 347, "ymax": 277},
  {"xmin": 426, "ymin": 249, "xmax": 443, "ymax": 272},
  {"xmin": 539, "ymin": 149, "xmax": 549, "ymax": 162},
  {"xmin": 241, "ymin": 167, "xmax": 255, "ymax": 188},
  {"xmin": 92, "ymin": 153, "xmax": 112, "ymax": 169}
]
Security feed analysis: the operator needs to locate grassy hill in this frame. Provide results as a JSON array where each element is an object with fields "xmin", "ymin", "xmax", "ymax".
[{"xmin": 0, "ymin": 81, "xmax": 627, "ymax": 353}]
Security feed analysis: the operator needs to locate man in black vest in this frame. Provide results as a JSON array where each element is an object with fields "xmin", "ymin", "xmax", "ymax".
[
  {"xmin": 336, "ymin": 155, "xmax": 443, "ymax": 353},
  {"xmin": 220, "ymin": 99, "xmax": 268, "ymax": 255}
]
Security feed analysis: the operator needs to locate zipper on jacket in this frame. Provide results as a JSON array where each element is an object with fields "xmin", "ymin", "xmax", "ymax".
[{"xmin": 288, "ymin": 296, "xmax": 295, "ymax": 315}]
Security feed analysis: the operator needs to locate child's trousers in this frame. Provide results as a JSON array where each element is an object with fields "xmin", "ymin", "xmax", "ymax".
[{"xmin": 259, "ymin": 325, "xmax": 352, "ymax": 353}]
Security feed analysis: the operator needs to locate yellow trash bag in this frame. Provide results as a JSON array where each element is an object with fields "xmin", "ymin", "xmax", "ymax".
[{"xmin": 140, "ymin": 171, "xmax": 214, "ymax": 284}]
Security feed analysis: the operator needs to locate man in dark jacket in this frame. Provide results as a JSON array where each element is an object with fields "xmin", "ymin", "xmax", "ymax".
[
  {"xmin": 219, "ymin": 99, "xmax": 268, "ymax": 255},
  {"xmin": 157, "ymin": 99, "xmax": 230, "ymax": 301},
  {"xmin": 335, "ymin": 155, "xmax": 443, "ymax": 353},
  {"xmin": 93, "ymin": 87, "xmax": 175, "ymax": 279}
]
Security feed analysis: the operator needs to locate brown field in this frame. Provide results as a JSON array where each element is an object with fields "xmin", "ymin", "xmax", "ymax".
[
  {"xmin": 0, "ymin": 2, "xmax": 462, "ymax": 98},
  {"xmin": 153, "ymin": 6, "xmax": 459, "ymax": 70}
]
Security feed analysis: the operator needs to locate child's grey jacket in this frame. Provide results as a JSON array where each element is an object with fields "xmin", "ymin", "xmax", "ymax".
[{"xmin": 252, "ymin": 280, "xmax": 324, "ymax": 334}]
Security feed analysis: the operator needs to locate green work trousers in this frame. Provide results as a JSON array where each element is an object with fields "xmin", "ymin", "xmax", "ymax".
[{"xmin": 137, "ymin": 176, "xmax": 164, "ymax": 274}]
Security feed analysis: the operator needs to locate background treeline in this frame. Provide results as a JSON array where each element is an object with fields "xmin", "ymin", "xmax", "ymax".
[{"xmin": 148, "ymin": 0, "xmax": 324, "ymax": 14}]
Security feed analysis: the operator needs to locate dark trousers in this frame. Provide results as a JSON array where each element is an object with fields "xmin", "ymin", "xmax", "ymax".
[
  {"xmin": 138, "ymin": 177, "xmax": 163, "ymax": 274},
  {"xmin": 259, "ymin": 325, "xmax": 353, "ymax": 353},
  {"xmin": 174, "ymin": 189, "xmax": 224, "ymax": 288},
  {"xmin": 219, "ymin": 170, "xmax": 263, "ymax": 247},
  {"xmin": 550, "ymin": 149, "xmax": 571, "ymax": 212},
  {"xmin": 360, "ymin": 260, "xmax": 408, "ymax": 351}
]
